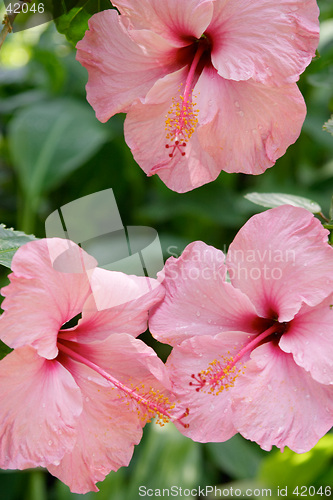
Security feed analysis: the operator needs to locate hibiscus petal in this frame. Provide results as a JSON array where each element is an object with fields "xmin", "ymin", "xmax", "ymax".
[
  {"xmin": 59, "ymin": 268, "xmax": 164, "ymax": 343},
  {"xmin": 68, "ymin": 333, "xmax": 173, "ymax": 393},
  {"xmin": 0, "ymin": 239, "xmax": 95, "ymax": 359},
  {"xmin": 279, "ymin": 296, "xmax": 333, "ymax": 385},
  {"xmin": 0, "ymin": 347, "xmax": 82, "ymax": 470},
  {"xmin": 208, "ymin": 0, "xmax": 319, "ymax": 85},
  {"xmin": 47, "ymin": 358, "xmax": 142, "ymax": 493},
  {"xmin": 166, "ymin": 332, "xmax": 251, "ymax": 442},
  {"xmin": 149, "ymin": 241, "xmax": 259, "ymax": 346},
  {"xmin": 226, "ymin": 205, "xmax": 333, "ymax": 321},
  {"xmin": 232, "ymin": 342, "xmax": 333, "ymax": 453},
  {"xmin": 50, "ymin": 334, "xmax": 175, "ymax": 493},
  {"xmin": 113, "ymin": 0, "xmax": 214, "ymax": 45},
  {"xmin": 76, "ymin": 10, "xmax": 179, "ymax": 123},
  {"xmin": 195, "ymin": 66, "xmax": 306, "ymax": 175}
]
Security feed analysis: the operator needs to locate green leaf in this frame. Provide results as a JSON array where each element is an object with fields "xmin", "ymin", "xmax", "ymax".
[
  {"xmin": 244, "ymin": 192, "xmax": 322, "ymax": 213},
  {"xmin": 0, "ymin": 224, "xmax": 37, "ymax": 269},
  {"xmin": 329, "ymin": 195, "xmax": 333, "ymax": 220},
  {"xmin": 126, "ymin": 422, "xmax": 203, "ymax": 498},
  {"xmin": 8, "ymin": 98, "xmax": 109, "ymax": 204},
  {"xmin": 323, "ymin": 116, "xmax": 333, "ymax": 137},
  {"xmin": 206, "ymin": 435, "xmax": 265, "ymax": 480},
  {"xmin": 54, "ymin": 0, "xmax": 113, "ymax": 46},
  {"xmin": 27, "ymin": 471, "xmax": 47, "ymax": 500},
  {"xmin": 258, "ymin": 434, "xmax": 333, "ymax": 490},
  {"xmin": 0, "ymin": 341, "xmax": 13, "ymax": 361}
]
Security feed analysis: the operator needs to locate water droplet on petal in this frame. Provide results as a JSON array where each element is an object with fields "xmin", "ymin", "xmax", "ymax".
[
  {"xmin": 48, "ymin": 440, "xmax": 53, "ymax": 446},
  {"xmin": 85, "ymin": 397, "xmax": 90, "ymax": 402},
  {"xmin": 234, "ymin": 100, "xmax": 240, "ymax": 108},
  {"xmin": 196, "ymin": 310, "xmax": 201, "ymax": 317}
]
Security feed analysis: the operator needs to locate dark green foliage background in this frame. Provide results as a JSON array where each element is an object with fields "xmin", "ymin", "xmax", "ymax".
[{"xmin": 0, "ymin": 1, "xmax": 332, "ymax": 498}]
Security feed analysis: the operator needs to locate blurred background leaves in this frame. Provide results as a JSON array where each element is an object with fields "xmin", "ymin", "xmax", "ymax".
[{"xmin": 0, "ymin": 0, "xmax": 333, "ymax": 498}]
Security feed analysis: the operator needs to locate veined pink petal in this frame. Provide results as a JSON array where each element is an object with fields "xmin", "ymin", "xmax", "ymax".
[
  {"xmin": 76, "ymin": 10, "xmax": 179, "ymax": 123},
  {"xmin": 113, "ymin": 0, "xmax": 214, "ymax": 45},
  {"xmin": 149, "ymin": 241, "xmax": 259, "ymax": 346},
  {"xmin": 232, "ymin": 342, "xmax": 333, "ymax": 453},
  {"xmin": 0, "ymin": 239, "xmax": 95, "ymax": 359},
  {"xmin": 60, "ymin": 268, "xmax": 164, "ymax": 343},
  {"xmin": 125, "ymin": 66, "xmax": 221, "ymax": 192},
  {"xmin": 50, "ymin": 334, "xmax": 176, "ymax": 493},
  {"xmin": 208, "ymin": 0, "xmax": 319, "ymax": 85},
  {"xmin": 279, "ymin": 296, "xmax": 333, "ymax": 385},
  {"xmin": 226, "ymin": 206, "xmax": 333, "ymax": 322},
  {"xmin": 0, "ymin": 347, "xmax": 82, "ymax": 470},
  {"xmin": 195, "ymin": 66, "xmax": 306, "ymax": 175},
  {"xmin": 166, "ymin": 332, "xmax": 251, "ymax": 442},
  {"xmin": 48, "ymin": 358, "xmax": 142, "ymax": 494},
  {"xmin": 126, "ymin": 63, "xmax": 306, "ymax": 191}
]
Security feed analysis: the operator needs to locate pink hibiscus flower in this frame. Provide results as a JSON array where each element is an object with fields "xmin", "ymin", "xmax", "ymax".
[
  {"xmin": 149, "ymin": 205, "xmax": 333, "ymax": 452},
  {"xmin": 0, "ymin": 239, "xmax": 186, "ymax": 493},
  {"xmin": 76, "ymin": 0, "xmax": 319, "ymax": 192}
]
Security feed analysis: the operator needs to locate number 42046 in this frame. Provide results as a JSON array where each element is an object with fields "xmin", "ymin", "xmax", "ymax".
[
  {"xmin": 293, "ymin": 486, "xmax": 331, "ymax": 496},
  {"xmin": 6, "ymin": 3, "xmax": 45, "ymax": 14}
]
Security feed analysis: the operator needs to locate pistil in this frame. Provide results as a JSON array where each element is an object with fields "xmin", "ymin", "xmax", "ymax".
[
  {"xmin": 190, "ymin": 324, "xmax": 283, "ymax": 395},
  {"xmin": 57, "ymin": 341, "xmax": 189, "ymax": 427},
  {"xmin": 149, "ymin": 43, "xmax": 206, "ymax": 175}
]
